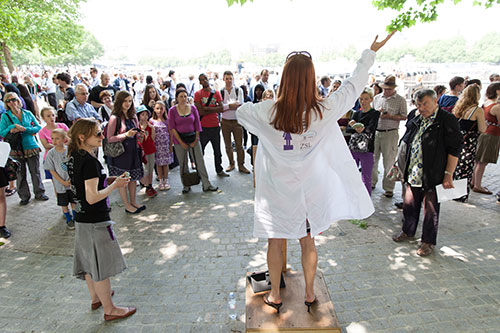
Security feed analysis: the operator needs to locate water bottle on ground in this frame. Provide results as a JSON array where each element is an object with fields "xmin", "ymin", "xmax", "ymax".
[{"xmin": 228, "ymin": 292, "xmax": 237, "ymax": 320}]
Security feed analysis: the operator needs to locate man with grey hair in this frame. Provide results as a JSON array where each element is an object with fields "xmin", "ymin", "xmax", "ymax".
[
  {"xmin": 65, "ymin": 84, "xmax": 102, "ymax": 122},
  {"xmin": 371, "ymin": 75, "xmax": 407, "ymax": 197},
  {"xmin": 392, "ymin": 89, "xmax": 462, "ymax": 256}
]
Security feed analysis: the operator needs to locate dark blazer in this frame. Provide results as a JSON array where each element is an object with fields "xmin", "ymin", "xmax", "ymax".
[{"xmin": 401, "ymin": 107, "xmax": 462, "ymax": 189}]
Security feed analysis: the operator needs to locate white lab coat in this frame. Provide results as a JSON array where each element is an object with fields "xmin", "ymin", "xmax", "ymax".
[{"xmin": 236, "ymin": 49, "xmax": 376, "ymax": 239}]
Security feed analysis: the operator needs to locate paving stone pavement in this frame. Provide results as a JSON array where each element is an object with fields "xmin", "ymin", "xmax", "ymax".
[{"xmin": 0, "ymin": 144, "xmax": 499, "ymax": 333}]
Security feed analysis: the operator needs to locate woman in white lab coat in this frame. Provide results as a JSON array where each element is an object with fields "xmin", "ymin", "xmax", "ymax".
[{"xmin": 236, "ymin": 32, "xmax": 395, "ymax": 313}]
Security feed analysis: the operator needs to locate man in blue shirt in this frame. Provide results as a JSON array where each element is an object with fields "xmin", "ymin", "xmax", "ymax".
[
  {"xmin": 437, "ymin": 76, "xmax": 465, "ymax": 112},
  {"xmin": 65, "ymin": 84, "xmax": 102, "ymax": 122}
]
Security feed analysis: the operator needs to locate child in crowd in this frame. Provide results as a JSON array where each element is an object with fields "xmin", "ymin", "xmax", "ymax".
[
  {"xmin": 39, "ymin": 107, "xmax": 69, "ymax": 180},
  {"xmin": 150, "ymin": 101, "xmax": 173, "ymax": 190},
  {"xmin": 43, "ymin": 128, "xmax": 76, "ymax": 229},
  {"xmin": 137, "ymin": 105, "xmax": 157, "ymax": 197},
  {"xmin": 262, "ymin": 89, "xmax": 275, "ymax": 101}
]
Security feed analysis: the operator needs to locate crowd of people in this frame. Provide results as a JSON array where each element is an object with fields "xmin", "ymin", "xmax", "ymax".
[{"xmin": 0, "ymin": 38, "xmax": 499, "ymax": 319}]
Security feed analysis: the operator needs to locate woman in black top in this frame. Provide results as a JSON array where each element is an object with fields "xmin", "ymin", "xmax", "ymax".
[
  {"xmin": 67, "ymin": 118, "xmax": 136, "ymax": 321},
  {"xmin": 346, "ymin": 88, "xmax": 380, "ymax": 195}
]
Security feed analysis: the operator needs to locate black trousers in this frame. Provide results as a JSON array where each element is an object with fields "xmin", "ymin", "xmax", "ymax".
[
  {"xmin": 402, "ymin": 183, "xmax": 440, "ymax": 245},
  {"xmin": 200, "ymin": 126, "xmax": 223, "ymax": 173}
]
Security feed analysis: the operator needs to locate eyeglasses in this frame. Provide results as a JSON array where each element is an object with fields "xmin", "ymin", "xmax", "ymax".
[
  {"xmin": 5, "ymin": 98, "xmax": 18, "ymax": 103},
  {"xmin": 95, "ymin": 131, "xmax": 104, "ymax": 137},
  {"xmin": 78, "ymin": 92, "xmax": 89, "ymax": 95},
  {"xmin": 286, "ymin": 51, "xmax": 312, "ymax": 62}
]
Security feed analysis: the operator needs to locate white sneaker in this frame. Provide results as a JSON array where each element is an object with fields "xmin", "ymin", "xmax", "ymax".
[{"xmin": 164, "ymin": 179, "xmax": 171, "ymax": 191}]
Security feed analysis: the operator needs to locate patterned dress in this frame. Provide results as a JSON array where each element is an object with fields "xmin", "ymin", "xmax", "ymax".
[
  {"xmin": 453, "ymin": 118, "xmax": 479, "ymax": 200},
  {"xmin": 151, "ymin": 118, "xmax": 174, "ymax": 166}
]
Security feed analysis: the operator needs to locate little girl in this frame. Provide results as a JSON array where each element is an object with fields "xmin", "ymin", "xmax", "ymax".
[
  {"xmin": 39, "ymin": 107, "xmax": 69, "ymax": 180},
  {"xmin": 137, "ymin": 106, "xmax": 157, "ymax": 198},
  {"xmin": 150, "ymin": 101, "xmax": 173, "ymax": 190}
]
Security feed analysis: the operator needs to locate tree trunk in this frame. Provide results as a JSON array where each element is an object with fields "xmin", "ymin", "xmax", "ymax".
[
  {"xmin": 0, "ymin": 54, "xmax": 6, "ymax": 75},
  {"xmin": 1, "ymin": 42, "xmax": 15, "ymax": 74}
]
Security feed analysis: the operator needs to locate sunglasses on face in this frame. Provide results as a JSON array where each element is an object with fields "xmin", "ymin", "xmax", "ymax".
[
  {"xmin": 286, "ymin": 51, "xmax": 312, "ymax": 62},
  {"xmin": 95, "ymin": 131, "xmax": 104, "ymax": 137},
  {"xmin": 5, "ymin": 98, "xmax": 18, "ymax": 103}
]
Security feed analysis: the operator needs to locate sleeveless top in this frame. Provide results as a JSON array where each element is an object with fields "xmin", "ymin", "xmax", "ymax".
[{"xmin": 484, "ymin": 103, "xmax": 500, "ymax": 137}]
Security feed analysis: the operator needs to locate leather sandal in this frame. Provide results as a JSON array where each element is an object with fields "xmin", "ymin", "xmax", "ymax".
[
  {"xmin": 91, "ymin": 290, "xmax": 114, "ymax": 310},
  {"xmin": 472, "ymin": 187, "xmax": 492, "ymax": 195},
  {"xmin": 392, "ymin": 230, "xmax": 410, "ymax": 242},
  {"xmin": 416, "ymin": 243, "xmax": 434, "ymax": 257},
  {"xmin": 104, "ymin": 306, "xmax": 137, "ymax": 321}
]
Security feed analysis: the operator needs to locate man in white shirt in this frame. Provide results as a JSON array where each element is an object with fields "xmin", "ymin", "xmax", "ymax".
[
  {"xmin": 221, "ymin": 71, "xmax": 250, "ymax": 174},
  {"xmin": 89, "ymin": 67, "xmax": 100, "ymax": 89},
  {"xmin": 186, "ymin": 74, "xmax": 197, "ymax": 98},
  {"xmin": 41, "ymin": 70, "xmax": 57, "ymax": 108}
]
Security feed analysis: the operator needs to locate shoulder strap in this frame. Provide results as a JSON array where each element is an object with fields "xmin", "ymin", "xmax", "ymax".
[
  {"xmin": 205, "ymin": 90, "xmax": 215, "ymax": 107},
  {"xmin": 220, "ymin": 88, "xmax": 224, "ymax": 100},
  {"xmin": 5, "ymin": 112, "xmax": 15, "ymax": 125},
  {"xmin": 466, "ymin": 106, "xmax": 478, "ymax": 120},
  {"xmin": 113, "ymin": 115, "xmax": 121, "ymax": 136}
]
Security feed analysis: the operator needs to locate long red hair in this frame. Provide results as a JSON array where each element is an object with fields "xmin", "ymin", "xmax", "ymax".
[{"xmin": 270, "ymin": 54, "xmax": 322, "ymax": 134}]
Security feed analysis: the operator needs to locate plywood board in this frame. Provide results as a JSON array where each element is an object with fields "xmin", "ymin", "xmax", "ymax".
[{"xmin": 246, "ymin": 270, "xmax": 340, "ymax": 332}]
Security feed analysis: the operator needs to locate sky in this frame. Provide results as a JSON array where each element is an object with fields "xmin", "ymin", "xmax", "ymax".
[{"xmin": 80, "ymin": 0, "xmax": 500, "ymax": 61}]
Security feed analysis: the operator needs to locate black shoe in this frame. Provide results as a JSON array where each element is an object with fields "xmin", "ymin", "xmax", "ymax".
[
  {"xmin": 263, "ymin": 294, "xmax": 282, "ymax": 314},
  {"xmin": 20, "ymin": 199, "xmax": 30, "ymax": 205},
  {"xmin": 305, "ymin": 297, "xmax": 317, "ymax": 313},
  {"xmin": 35, "ymin": 194, "xmax": 49, "ymax": 201},
  {"xmin": 0, "ymin": 226, "xmax": 11, "ymax": 238},
  {"xmin": 394, "ymin": 201, "xmax": 403, "ymax": 209}
]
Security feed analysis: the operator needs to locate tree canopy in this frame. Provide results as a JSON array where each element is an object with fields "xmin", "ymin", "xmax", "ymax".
[
  {"xmin": 0, "ymin": 0, "xmax": 89, "ymax": 72},
  {"xmin": 227, "ymin": 0, "xmax": 500, "ymax": 31}
]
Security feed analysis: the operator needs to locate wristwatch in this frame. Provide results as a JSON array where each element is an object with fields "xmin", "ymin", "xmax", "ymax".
[{"xmin": 444, "ymin": 170, "xmax": 453, "ymax": 176}]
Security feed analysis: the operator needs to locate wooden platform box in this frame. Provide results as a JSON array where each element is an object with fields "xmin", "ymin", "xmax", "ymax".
[{"xmin": 246, "ymin": 270, "xmax": 340, "ymax": 332}]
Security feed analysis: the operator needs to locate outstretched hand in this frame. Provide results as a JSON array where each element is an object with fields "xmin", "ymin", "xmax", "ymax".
[{"xmin": 370, "ymin": 31, "xmax": 396, "ymax": 52}]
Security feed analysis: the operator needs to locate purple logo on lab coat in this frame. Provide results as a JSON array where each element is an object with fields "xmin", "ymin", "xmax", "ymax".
[{"xmin": 283, "ymin": 132, "xmax": 293, "ymax": 150}]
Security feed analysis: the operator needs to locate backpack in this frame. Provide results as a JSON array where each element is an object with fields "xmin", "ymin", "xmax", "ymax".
[{"xmin": 220, "ymin": 86, "xmax": 239, "ymax": 100}]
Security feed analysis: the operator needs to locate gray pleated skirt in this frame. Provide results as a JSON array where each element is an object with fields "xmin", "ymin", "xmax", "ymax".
[{"xmin": 73, "ymin": 220, "xmax": 127, "ymax": 282}]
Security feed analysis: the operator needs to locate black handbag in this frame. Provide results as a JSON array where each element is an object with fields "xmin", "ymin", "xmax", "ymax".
[
  {"xmin": 247, "ymin": 270, "xmax": 286, "ymax": 293},
  {"xmin": 3, "ymin": 113, "xmax": 23, "ymax": 152},
  {"xmin": 180, "ymin": 147, "xmax": 200, "ymax": 186},
  {"xmin": 178, "ymin": 131, "xmax": 196, "ymax": 144}
]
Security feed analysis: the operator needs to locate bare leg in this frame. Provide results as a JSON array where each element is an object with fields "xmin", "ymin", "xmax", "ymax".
[
  {"xmin": 84, "ymin": 273, "xmax": 99, "ymax": 304},
  {"xmin": 473, "ymin": 161, "xmax": 488, "ymax": 190},
  {"xmin": 128, "ymin": 181, "xmax": 139, "ymax": 207},
  {"xmin": 118, "ymin": 187, "xmax": 134, "ymax": 211},
  {"xmin": 157, "ymin": 165, "xmax": 165, "ymax": 180},
  {"xmin": 164, "ymin": 165, "xmax": 169, "ymax": 180},
  {"xmin": 267, "ymin": 238, "xmax": 285, "ymax": 304},
  {"xmin": 85, "ymin": 274, "xmax": 129, "ymax": 316},
  {"xmin": 0, "ymin": 187, "xmax": 7, "ymax": 227},
  {"xmin": 299, "ymin": 234, "xmax": 317, "ymax": 303}
]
